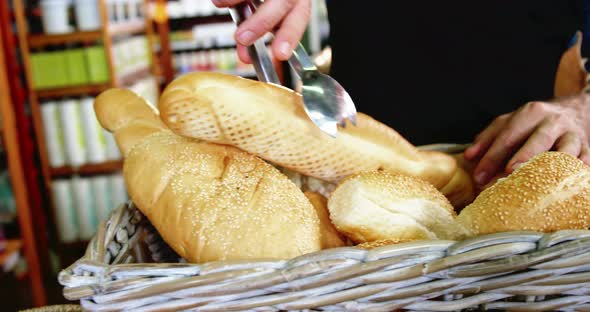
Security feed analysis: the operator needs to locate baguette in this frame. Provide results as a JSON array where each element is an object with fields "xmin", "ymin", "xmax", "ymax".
[
  {"xmin": 158, "ymin": 72, "xmax": 474, "ymax": 208},
  {"xmin": 95, "ymin": 89, "xmax": 322, "ymax": 263}
]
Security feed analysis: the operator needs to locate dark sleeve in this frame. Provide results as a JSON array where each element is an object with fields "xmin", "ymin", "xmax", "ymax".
[{"xmin": 570, "ymin": 0, "xmax": 585, "ymax": 32}]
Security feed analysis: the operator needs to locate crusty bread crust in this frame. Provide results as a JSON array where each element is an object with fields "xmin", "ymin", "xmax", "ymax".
[
  {"xmin": 327, "ymin": 171, "xmax": 464, "ymax": 244},
  {"xmin": 95, "ymin": 88, "xmax": 322, "ymax": 263},
  {"xmin": 158, "ymin": 72, "xmax": 474, "ymax": 208},
  {"xmin": 457, "ymin": 152, "xmax": 590, "ymax": 236}
]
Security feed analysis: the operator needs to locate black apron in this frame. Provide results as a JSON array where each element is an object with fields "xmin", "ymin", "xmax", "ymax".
[{"xmin": 326, "ymin": 1, "xmax": 584, "ymax": 145}]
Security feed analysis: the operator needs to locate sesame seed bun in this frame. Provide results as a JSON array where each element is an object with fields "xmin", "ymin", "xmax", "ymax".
[
  {"xmin": 327, "ymin": 171, "xmax": 465, "ymax": 244},
  {"xmin": 457, "ymin": 151, "xmax": 590, "ymax": 236}
]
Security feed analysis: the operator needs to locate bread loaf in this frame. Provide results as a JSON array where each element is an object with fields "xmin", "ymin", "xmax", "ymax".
[
  {"xmin": 94, "ymin": 89, "xmax": 167, "ymax": 156},
  {"xmin": 457, "ymin": 151, "xmax": 590, "ymax": 236},
  {"xmin": 158, "ymin": 72, "xmax": 474, "ymax": 208},
  {"xmin": 95, "ymin": 89, "xmax": 322, "ymax": 263},
  {"xmin": 304, "ymin": 192, "xmax": 348, "ymax": 248},
  {"xmin": 327, "ymin": 171, "xmax": 465, "ymax": 244}
]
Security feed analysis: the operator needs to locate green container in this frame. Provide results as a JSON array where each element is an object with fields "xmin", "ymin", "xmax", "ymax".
[
  {"xmin": 30, "ymin": 51, "xmax": 69, "ymax": 89},
  {"xmin": 84, "ymin": 46, "xmax": 109, "ymax": 84},
  {"xmin": 65, "ymin": 49, "xmax": 89, "ymax": 86}
]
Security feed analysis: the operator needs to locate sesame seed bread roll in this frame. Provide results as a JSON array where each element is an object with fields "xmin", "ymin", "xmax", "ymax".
[
  {"xmin": 457, "ymin": 152, "xmax": 590, "ymax": 236},
  {"xmin": 158, "ymin": 72, "xmax": 474, "ymax": 208},
  {"xmin": 327, "ymin": 171, "xmax": 465, "ymax": 244},
  {"xmin": 304, "ymin": 191, "xmax": 348, "ymax": 249},
  {"xmin": 95, "ymin": 89, "xmax": 322, "ymax": 263}
]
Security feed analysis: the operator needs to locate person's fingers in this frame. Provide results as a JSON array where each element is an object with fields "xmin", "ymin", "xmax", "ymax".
[
  {"xmin": 234, "ymin": 0, "xmax": 297, "ymax": 47},
  {"xmin": 505, "ymin": 118, "xmax": 567, "ymax": 173},
  {"xmin": 271, "ymin": 0, "xmax": 311, "ymax": 60},
  {"xmin": 211, "ymin": 0, "xmax": 246, "ymax": 7},
  {"xmin": 555, "ymin": 132, "xmax": 582, "ymax": 158},
  {"xmin": 464, "ymin": 114, "xmax": 509, "ymax": 161},
  {"xmin": 580, "ymin": 145, "xmax": 590, "ymax": 165},
  {"xmin": 236, "ymin": 44, "xmax": 251, "ymax": 64},
  {"xmin": 472, "ymin": 104, "xmax": 548, "ymax": 185}
]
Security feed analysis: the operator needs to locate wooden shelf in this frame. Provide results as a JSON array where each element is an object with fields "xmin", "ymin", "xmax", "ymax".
[
  {"xmin": 109, "ymin": 20, "xmax": 146, "ymax": 37},
  {"xmin": 176, "ymin": 68, "xmax": 257, "ymax": 79},
  {"xmin": 168, "ymin": 14, "xmax": 232, "ymax": 30},
  {"xmin": 50, "ymin": 160, "xmax": 123, "ymax": 177},
  {"xmin": 28, "ymin": 30, "xmax": 102, "ymax": 48},
  {"xmin": 35, "ymin": 84, "xmax": 110, "ymax": 99}
]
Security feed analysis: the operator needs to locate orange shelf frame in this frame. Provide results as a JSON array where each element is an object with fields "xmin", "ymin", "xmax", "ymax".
[
  {"xmin": 28, "ymin": 30, "xmax": 103, "ymax": 48},
  {"xmin": 50, "ymin": 160, "xmax": 123, "ymax": 177},
  {"xmin": 0, "ymin": 4, "xmax": 46, "ymax": 305},
  {"xmin": 36, "ymin": 83, "xmax": 110, "ymax": 98},
  {"xmin": 27, "ymin": 20, "xmax": 146, "ymax": 48}
]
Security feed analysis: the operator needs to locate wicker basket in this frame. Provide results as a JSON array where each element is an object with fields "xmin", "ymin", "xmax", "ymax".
[{"xmin": 57, "ymin": 202, "xmax": 590, "ymax": 311}]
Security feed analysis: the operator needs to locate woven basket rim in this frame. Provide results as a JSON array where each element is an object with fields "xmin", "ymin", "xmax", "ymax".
[{"xmin": 58, "ymin": 202, "xmax": 590, "ymax": 312}]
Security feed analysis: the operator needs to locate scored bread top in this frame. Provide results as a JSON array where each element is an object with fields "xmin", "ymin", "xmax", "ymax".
[
  {"xmin": 95, "ymin": 88, "xmax": 322, "ymax": 263},
  {"xmin": 124, "ymin": 130, "xmax": 322, "ymax": 263}
]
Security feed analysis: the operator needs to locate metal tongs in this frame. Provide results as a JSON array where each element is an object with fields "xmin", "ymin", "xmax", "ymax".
[{"xmin": 229, "ymin": 1, "xmax": 357, "ymax": 137}]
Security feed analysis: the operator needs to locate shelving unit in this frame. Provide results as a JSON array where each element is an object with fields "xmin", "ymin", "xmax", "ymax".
[
  {"xmin": 13, "ymin": 0, "xmax": 159, "ymax": 257},
  {"xmin": 0, "ymin": 13, "xmax": 46, "ymax": 306},
  {"xmin": 150, "ymin": 0, "xmax": 283, "ymax": 85}
]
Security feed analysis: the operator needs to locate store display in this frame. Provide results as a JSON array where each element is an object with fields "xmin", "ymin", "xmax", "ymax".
[
  {"xmin": 72, "ymin": 177, "xmax": 96, "ymax": 241},
  {"xmin": 58, "ymin": 99, "xmax": 86, "ymax": 167},
  {"xmin": 112, "ymin": 36, "xmax": 151, "ymax": 77},
  {"xmin": 109, "ymin": 173, "xmax": 128, "ymax": 205},
  {"xmin": 103, "ymin": 129, "xmax": 122, "ymax": 161},
  {"xmin": 90, "ymin": 175, "xmax": 111, "ymax": 222},
  {"xmin": 173, "ymin": 49, "xmax": 254, "ymax": 77},
  {"xmin": 40, "ymin": 0, "xmax": 73, "ymax": 34},
  {"xmin": 165, "ymin": 0, "xmax": 226, "ymax": 19},
  {"xmin": 30, "ymin": 45, "xmax": 109, "ymax": 89},
  {"xmin": 84, "ymin": 45, "xmax": 110, "ymax": 84},
  {"xmin": 42, "ymin": 97, "xmax": 122, "ymax": 168},
  {"xmin": 30, "ymin": 51, "xmax": 69, "ymax": 89},
  {"xmin": 65, "ymin": 48, "xmax": 90, "ymax": 85},
  {"xmin": 50, "ymin": 180, "xmax": 78, "ymax": 243},
  {"xmin": 80, "ymin": 97, "xmax": 107, "ymax": 164},
  {"xmin": 40, "ymin": 102, "xmax": 66, "ymax": 167},
  {"xmin": 51, "ymin": 173, "xmax": 127, "ymax": 243},
  {"xmin": 74, "ymin": 0, "xmax": 101, "ymax": 30}
]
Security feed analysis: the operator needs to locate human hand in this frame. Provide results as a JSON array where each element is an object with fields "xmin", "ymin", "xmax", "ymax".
[
  {"xmin": 464, "ymin": 99, "xmax": 590, "ymax": 186},
  {"xmin": 212, "ymin": 0, "xmax": 311, "ymax": 64}
]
